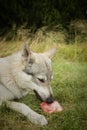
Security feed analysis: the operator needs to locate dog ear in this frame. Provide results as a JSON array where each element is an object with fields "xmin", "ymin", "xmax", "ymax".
[
  {"xmin": 22, "ymin": 44, "xmax": 30, "ymax": 58},
  {"xmin": 44, "ymin": 48, "xmax": 57, "ymax": 59},
  {"xmin": 22, "ymin": 44, "xmax": 35, "ymax": 63}
]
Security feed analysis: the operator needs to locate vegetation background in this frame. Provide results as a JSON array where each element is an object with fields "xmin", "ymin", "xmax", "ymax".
[
  {"xmin": 0, "ymin": 0, "xmax": 87, "ymax": 130},
  {"xmin": 0, "ymin": 0, "xmax": 87, "ymax": 37}
]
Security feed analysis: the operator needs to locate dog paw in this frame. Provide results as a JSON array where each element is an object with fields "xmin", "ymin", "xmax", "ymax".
[
  {"xmin": 29, "ymin": 114, "xmax": 48, "ymax": 126},
  {"xmin": 37, "ymin": 115, "xmax": 48, "ymax": 126}
]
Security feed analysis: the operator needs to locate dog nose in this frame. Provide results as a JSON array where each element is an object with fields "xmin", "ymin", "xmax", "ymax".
[{"xmin": 45, "ymin": 95, "xmax": 54, "ymax": 104}]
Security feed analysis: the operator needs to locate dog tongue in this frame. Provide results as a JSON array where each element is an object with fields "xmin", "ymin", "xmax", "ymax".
[{"xmin": 40, "ymin": 101, "xmax": 63, "ymax": 114}]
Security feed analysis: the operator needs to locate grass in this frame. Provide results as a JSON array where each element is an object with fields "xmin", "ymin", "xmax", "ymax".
[{"xmin": 0, "ymin": 31, "xmax": 87, "ymax": 130}]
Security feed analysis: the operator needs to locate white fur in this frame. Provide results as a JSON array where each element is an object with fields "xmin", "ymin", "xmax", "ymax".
[{"xmin": 0, "ymin": 47, "xmax": 56, "ymax": 126}]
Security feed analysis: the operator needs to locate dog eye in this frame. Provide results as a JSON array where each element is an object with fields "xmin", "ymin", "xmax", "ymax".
[{"xmin": 38, "ymin": 78, "xmax": 45, "ymax": 83}]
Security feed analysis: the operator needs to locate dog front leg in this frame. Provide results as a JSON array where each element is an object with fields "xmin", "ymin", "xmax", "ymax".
[{"xmin": 6, "ymin": 101, "xmax": 47, "ymax": 126}]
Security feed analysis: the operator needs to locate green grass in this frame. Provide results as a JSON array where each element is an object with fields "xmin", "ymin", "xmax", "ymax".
[{"xmin": 0, "ymin": 40, "xmax": 87, "ymax": 130}]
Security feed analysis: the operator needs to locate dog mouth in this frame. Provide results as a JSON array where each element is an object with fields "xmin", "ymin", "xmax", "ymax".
[
  {"xmin": 33, "ymin": 90, "xmax": 54, "ymax": 104},
  {"xmin": 33, "ymin": 90, "xmax": 43, "ymax": 102}
]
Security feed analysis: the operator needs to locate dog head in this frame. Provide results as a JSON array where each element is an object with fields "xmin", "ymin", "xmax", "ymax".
[{"xmin": 22, "ymin": 44, "xmax": 56, "ymax": 103}]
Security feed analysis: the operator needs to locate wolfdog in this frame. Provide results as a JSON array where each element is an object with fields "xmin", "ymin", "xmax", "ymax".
[{"xmin": 0, "ymin": 44, "xmax": 56, "ymax": 126}]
